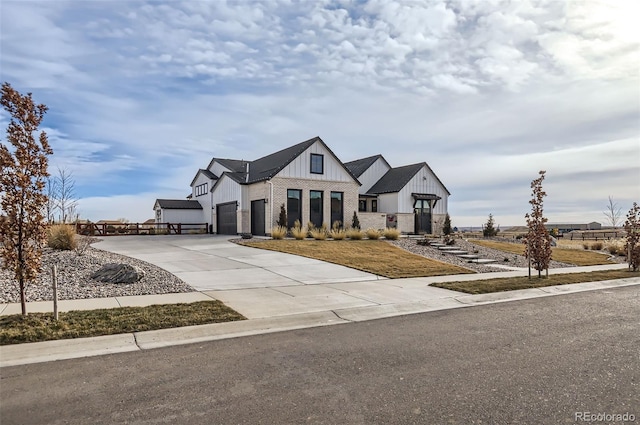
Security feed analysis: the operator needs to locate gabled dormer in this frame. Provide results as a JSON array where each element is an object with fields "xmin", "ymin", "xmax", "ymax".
[
  {"xmin": 344, "ymin": 154, "xmax": 391, "ymax": 194},
  {"xmin": 190, "ymin": 169, "xmax": 217, "ymax": 199}
]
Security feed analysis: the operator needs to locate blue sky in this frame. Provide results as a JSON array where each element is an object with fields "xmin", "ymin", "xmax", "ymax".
[{"xmin": 1, "ymin": 0, "xmax": 638, "ymax": 227}]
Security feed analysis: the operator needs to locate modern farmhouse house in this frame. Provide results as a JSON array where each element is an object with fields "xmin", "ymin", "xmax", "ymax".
[{"xmin": 154, "ymin": 136, "xmax": 450, "ymax": 235}]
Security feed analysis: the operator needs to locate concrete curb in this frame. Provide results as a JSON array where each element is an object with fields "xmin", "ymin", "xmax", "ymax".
[{"xmin": 2, "ymin": 278, "xmax": 637, "ymax": 368}]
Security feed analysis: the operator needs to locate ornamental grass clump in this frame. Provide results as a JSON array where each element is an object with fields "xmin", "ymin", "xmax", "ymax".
[
  {"xmin": 270, "ymin": 226, "xmax": 287, "ymax": 240},
  {"xmin": 366, "ymin": 228, "xmax": 381, "ymax": 240},
  {"xmin": 346, "ymin": 228, "xmax": 364, "ymax": 240},
  {"xmin": 383, "ymin": 227, "xmax": 401, "ymax": 240},
  {"xmin": 330, "ymin": 228, "xmax": 347, "ymax": 240},
  {"xmin": 310, "ymin": 227, "xmax": 328, "ymax": 240},
  {"xmin": 291, "ymin": 220, "xmax": 306, "ymax": 240},
  {"xmin": 47, "ymin": 224, "xmax": 77, "ymax": 250}
]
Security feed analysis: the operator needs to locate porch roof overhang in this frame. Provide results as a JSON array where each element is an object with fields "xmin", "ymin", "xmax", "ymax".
[
  {"xmin": 412, "ymin": 193, "xmax": 441, "ymax": 208},
  {"xmin": 412, "ymin": 193, "xmax": 441, "ymax": 201},
  {"xmin": 359, "ymin": 193, "xmax": 378, "ymax": 198}
]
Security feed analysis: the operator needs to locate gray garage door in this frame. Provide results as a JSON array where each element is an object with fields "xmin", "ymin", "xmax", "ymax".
[{"xmin": 217, "ymin": 202, "xmax": 237, "ymax": 235}]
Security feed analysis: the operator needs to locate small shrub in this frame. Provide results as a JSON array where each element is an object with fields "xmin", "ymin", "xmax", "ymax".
[
  {"xmin": 310, "ymin": 228, "xmax": 327, "ymax": 240},
  {"xmin": 74, "ymin": 235, "xmax": 92, "ymax": 256},
  {"xmin": 48, "ymin": 224, "xmax": 78, "ymax": 250},
  {"xmin": 351, "ymin": 211, "xmax": 360, "ymax": 230},
  {"xmin": 271, "ymin": 226, "xmax": 287, "ymax": 240},
  {"xmin": 582, "ymin": 243, "xmax": 589, "ymax": 250},
  {"xmin": 106, "ymin": 225, "xmax": 116, "ymax": 234},
  {"xmin": 383, "ymin": 227, "xmax": 400, "ymax": 240},
  {"xmin": 346, "ymin": 228, "xmax": 364, "ymax": 240},
  {"xmin": 330, "ymin": 228, "xmax": 347, "ymax": 240},
  {"xmin": 149, "ymin": 228, "xmax": 156, "ymax": 235},
  {"xmin": 366, "ymin": 228, "xmax": 381, "ymax": 240},
  {"xmin": 277, "ymin": 204, "xmax": 287, "ymax": 227},
  {"xmin": 607, "ymin": 244, "xmax": 619, "ymax": 256},
  {"xmin": 591, "ymin": 242, "xmax": 603, "ymax": 251}
]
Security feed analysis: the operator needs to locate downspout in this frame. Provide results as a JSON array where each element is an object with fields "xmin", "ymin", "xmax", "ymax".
[{"xmin": 267, "ymin": 180, "xmax": 274, "ymax": 233}]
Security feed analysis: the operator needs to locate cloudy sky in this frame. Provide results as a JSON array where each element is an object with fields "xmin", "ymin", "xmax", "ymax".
[{"xmin": 1, "ymin": 0, "xmax": 638, "ymax": 227}]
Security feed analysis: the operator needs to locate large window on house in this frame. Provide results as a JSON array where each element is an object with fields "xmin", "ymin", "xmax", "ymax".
[
  {"xmin": 359, "ymin": 200, "xmax": 367, "ymax": 212},
  {"xmin": 287, "ymin": 189, "xmax": 302, "ymax": 229},
  {"xmin": 330, "ymin": 192, "xmax": 343, "ymax": 227},
  {"xmin": 309, "ymin": 190, "xmax": 323, "ymax": 228},
  {"xmin": 310, "ymin": 154, "xmax": 324, "ymax": 174},
  {"xmin": 372, "ymin": 200, "xmax": 378, "ymax": 212},
  {"xmin": 195, "ymin": 183, "xmax": 208, "ymax": 197}
]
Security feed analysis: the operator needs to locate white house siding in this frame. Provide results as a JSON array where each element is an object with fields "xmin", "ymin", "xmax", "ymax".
[
  {"xmin": 278, "ymin": 142, "xmax": 354, "ymax": 182},
  {"xmin": 357, "ymin": 158, "xmax": 390, "ymax": 194},
  {"xmin": 159, "ymin": 208, "xmax": 204, "ymax": 224},
  {"xmin": 396, "ymin": 166, "xmax": 449, "ymax": 214},
  {"xmin": 192, "ymin": 173, "xmax": 212, "ymax": 218},
  {"xmin": 269, "ymin": 176, "xmax": 359, "ymax": 230},
  {"xmin": 377, "ymin": 193, "xmax": 399, "ymax": 213}
]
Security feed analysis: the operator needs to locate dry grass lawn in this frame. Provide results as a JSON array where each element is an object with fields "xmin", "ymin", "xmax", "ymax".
[
  {"xmin": 242, "ymin": 240, "xmax": 472, "ymax": 278},
  {"xmin": 470, "ymin": 239, "xmax": 613, "ymax": 266},
  {"xmin": 432, "ymin": 270, "xmax": 639, "ymax": 294},
  {"xmin": 0, "ymin": 301, "xmax": 245, "ymax": 345}
]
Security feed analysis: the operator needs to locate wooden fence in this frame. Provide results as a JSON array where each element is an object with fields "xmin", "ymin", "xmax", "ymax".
[
  {"xmin": 75, "ymin": 222, "xmax": 208, "ymax": 236},
  {"xmin": 565, "ymin": 231, "xmax": 623, "ymax": 241}
]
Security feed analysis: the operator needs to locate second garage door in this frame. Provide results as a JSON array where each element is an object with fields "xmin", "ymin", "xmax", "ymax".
[{"xmin": 217, "ymin": 202, "xmax": 237, "ymax": 235}]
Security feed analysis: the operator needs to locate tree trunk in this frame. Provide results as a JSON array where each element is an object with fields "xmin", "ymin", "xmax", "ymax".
[{"xmin": 20, "ymin": 277, "xmax": 26, "ymax": 315}]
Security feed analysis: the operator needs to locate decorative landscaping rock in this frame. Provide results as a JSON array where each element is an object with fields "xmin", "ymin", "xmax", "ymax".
[{"xmin": 91, "ymin": 263, "xmax": 145, "ymax": 284}]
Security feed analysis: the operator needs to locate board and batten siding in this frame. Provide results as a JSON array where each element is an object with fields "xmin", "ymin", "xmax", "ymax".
[
  {"xmin": 192, "ymin": 173, "xmax": 212, "ymax": 213},
  {"xmin": 396, "ymin": 165, "xmax": 448, "ymax": 214},
  {"xmin": 278, "ymin": 141, "xmax": 354, "ymax": 182},
  {"xmin": 377, "ymin": 193, "xmax": 399, "ymax": 213},
  {"xmin": 357, "ymin": 157, "xmax": 390, "ymax": 194},
  {"xmin": 211, "ymin": 175, "xmax": 243, "ymax": 210},
  {"xmin": 160, "ymin": 208, "xmax": 204, "ymax": 224}
]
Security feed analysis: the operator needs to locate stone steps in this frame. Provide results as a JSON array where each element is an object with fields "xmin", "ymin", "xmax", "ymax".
[{"xmin": 420, "ymin": 240, "xmax": 498, "ymax": 264}]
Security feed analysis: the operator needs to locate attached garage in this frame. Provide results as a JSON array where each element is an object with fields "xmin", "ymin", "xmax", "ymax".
[{"xmin": 216, "ymin": 201, "xmax": 238, "ymax": 235}]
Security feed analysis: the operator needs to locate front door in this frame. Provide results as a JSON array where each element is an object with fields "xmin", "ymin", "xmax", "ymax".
[
  {"xmin": 251, "ymin": 200, "xmax": 266, "ymax": 236},
  {"xmin": 414, "ymin": 199, "xmax": 432, "ymax": 234}
]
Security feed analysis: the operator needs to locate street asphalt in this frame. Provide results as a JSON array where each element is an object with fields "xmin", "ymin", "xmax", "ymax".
[{"xmin": 1, "ymin": 286, "xmax": 638, "ymax": 425}]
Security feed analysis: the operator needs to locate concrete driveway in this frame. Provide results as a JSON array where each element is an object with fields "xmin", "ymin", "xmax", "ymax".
[{"xmin": 93, "ymin": 235, "xmax": 462, "ymax": 319}]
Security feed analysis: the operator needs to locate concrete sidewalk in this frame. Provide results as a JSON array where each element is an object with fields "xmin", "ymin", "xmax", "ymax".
[{"xmin": 1, "ymin": 269, "xmax": 638, "ymax": 367}]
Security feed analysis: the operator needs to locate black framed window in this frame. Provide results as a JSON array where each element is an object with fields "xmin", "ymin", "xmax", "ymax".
[
  {"xmin": 309, "ymin": 190, "xmax": 323, "ymax": 227},
  {"xmin": 372, "ymin": 200, "xmax": 378, "ymax": 212},
  {"xmin": 195, "ymin": 183, "xmax": 208, "ymax": 197},
  {"xmin": 358, "ymin": 200, "xmax": 366, "ymax": 212},
  {"xmin": 330, "ymin": 192, "xmax": 343, "ymax": 227},
  {"xmin": 287, "ymin": 189, "xmax": 302, "ymax": 228},
  {"xmin": 310, "ymin": 154, "xmax": 324, "ymax": 174}
]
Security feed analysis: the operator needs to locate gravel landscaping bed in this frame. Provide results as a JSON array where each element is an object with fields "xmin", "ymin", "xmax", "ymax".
[
  {"xmin": 0, "ymin": 241, "xmax": 194, "ymax": 303},
  {"xmin": 390, "ymin": 238, "xmax": 579, "ymax": 273}
]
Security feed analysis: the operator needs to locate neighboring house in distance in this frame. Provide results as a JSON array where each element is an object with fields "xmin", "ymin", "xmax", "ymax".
[{"xmin": 154, "ymin": 136, "xmax": 450, "ymax": 235}]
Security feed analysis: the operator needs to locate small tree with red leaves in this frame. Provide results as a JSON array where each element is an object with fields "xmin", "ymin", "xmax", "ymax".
[
  {"xmin": 524, "ymin": 171, "xmax": 552, "ymax": 278},
  {"xmin": 623, "ymin": 202, "xmax": 640, "ymax": 271},
  {"xmin": 0, "ymin": 83, "xmax": 53, "ymax": 315}
]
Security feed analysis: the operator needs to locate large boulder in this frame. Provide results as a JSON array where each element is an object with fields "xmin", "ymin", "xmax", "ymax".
[{"xmin": 91, "ymin": 263, "xmax": 144, "ymax": 284}]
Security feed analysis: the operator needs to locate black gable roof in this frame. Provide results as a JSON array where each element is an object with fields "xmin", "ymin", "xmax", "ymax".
[
  {"xmin": 344, "ymin": 155, "xmax": 385, "ymax": 177},
  {"xmin": 216, "ymin": 158, "xmax": 248, "ymax": 173},
  {"xmin": 368, "ymin": 163, "xmax": 425, "ymax": 194},
  {"xmin": 246, "ymin": 137, "xmax": 319, "ymax": 183},
  {"xmin": 155, "ymin": 199, "xmax": 203, "ymax": 209}
]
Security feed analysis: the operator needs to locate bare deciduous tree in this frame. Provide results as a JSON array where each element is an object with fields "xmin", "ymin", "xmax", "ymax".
[
  {"xmin": 603, "ymin": 196, "xmax": 622, "ymax": 228},
  {"xmin": 524, "ymin": 170, "xmax": 552, "ymax": 278},
  {"xmin": 54, "ymin": 166, "xmax": 78, "ymax": 223},
  {"xmin": 0, "ymin": 82, "xmax": 53, "ymax": 315},
  {"xmin": 623, "ymin": 202, "xmax": 640, "ymax": 271},
  {"xmin": 44, "ymin": 176, "xmax": 58, "ymax": 223}
]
